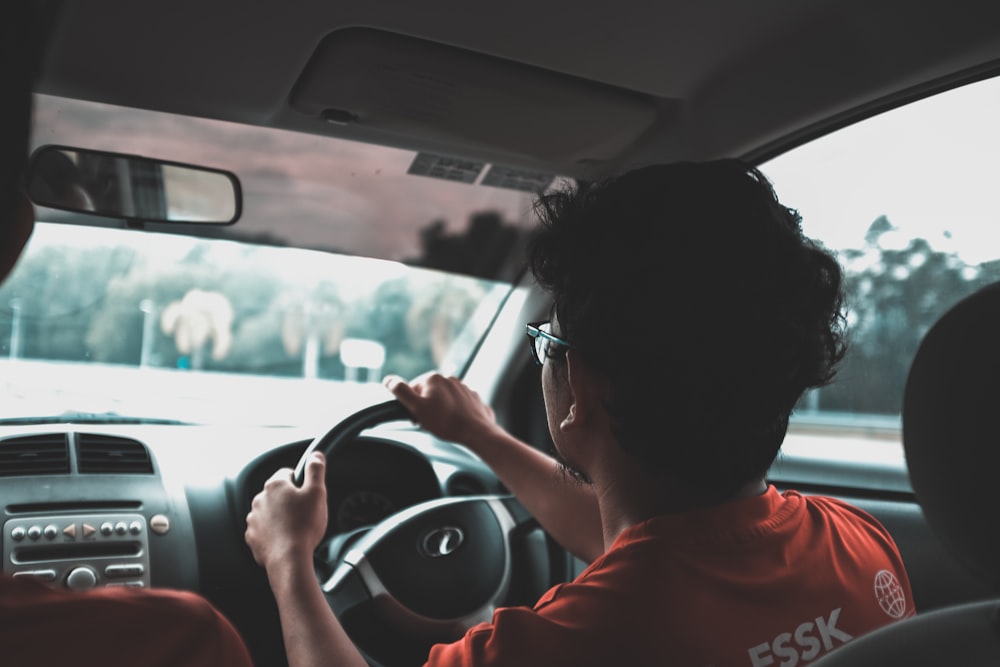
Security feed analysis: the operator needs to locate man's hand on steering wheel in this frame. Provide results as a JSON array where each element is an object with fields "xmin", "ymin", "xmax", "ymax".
[
  {"xmin": 245, "ymin": 451, "xmax": 329, "ymax": 573},
  {"xmin": 384, "ymin": 373, "xmax": 502, "ymax": 449}
]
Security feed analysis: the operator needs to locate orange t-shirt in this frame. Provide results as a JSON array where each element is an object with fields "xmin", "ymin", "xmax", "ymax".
[
  {"xmin": 427, "ymin": 486, "xmax": 914, "ymax": 667},
  {"xmin": 0, "ymin": 574, "xmax": 254, "ymax": 667}
]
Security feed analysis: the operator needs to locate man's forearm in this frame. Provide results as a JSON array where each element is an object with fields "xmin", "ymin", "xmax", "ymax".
[{"xmin": 266, "ymin": 555, "xmax": 369, "ymax": 667}]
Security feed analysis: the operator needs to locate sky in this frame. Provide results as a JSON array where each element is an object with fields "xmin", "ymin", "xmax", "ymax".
[{"xmin": 759, "ymin": 74, "xmax": 1000, "ymax": 266}]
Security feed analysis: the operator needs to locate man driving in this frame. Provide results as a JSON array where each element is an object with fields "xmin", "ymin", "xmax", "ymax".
[{"xmin": 245, "ymin": 161, "xmax": 915, "ymax": 666}]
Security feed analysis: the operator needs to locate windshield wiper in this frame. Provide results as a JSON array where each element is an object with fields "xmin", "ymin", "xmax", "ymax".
[{"xmin": 0, "ymin": 411, "xmax": 192, "ymax": 426}]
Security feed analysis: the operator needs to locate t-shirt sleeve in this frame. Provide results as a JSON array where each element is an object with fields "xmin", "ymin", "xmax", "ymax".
[{"xmin": 805, "ymin": 495, "xmax": 917, "ymax": 618}]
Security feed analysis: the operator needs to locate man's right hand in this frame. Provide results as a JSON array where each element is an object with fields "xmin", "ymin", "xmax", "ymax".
[
  {"xmin": 244, "ymin": 451, "xmax": 328, "ymax": 574},
  {"xmin": 383, "ymin": 372, "xmax": 502, "ymax": 452}
]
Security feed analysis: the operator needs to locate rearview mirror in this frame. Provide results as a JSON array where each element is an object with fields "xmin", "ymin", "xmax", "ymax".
[{"xmin": 26, "ymin": 145, "xmax": 242, "ymax": 225}]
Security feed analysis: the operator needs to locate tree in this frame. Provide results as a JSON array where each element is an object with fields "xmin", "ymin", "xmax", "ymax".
[
  {"xmin": 160, "ymin": 289, "xmax": 234, "ymax": 370},
  {"xmin": 279, "ymin": 281, "xmax": 346, "ymax": 379},
  {"xmin": 409, "ymin": 211, "xmax": 530, "ymax": 281},
  {"xmin": 0, "ymin": 244, "xmax": 136, "ymax": 361},
  {"xmin": 86, "ymin": 263, "xmax": 209, "ymax": 366},
  {"xmin": 810, "ymin": 215, "xmax": 991, "ymax": 415}
]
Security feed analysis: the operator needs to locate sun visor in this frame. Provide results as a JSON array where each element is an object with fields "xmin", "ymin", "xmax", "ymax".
[{"xmin": 289, "ymin": 28, "xmax": 660, "ymax": 167}]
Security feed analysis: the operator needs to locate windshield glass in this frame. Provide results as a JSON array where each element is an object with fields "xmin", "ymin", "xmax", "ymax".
[
  {"xmin": 0, "ymin": 95, "xmax": 544, "ymax": 426},
  {"xmin": 760, "ymin": 74, "xmax": 1000, "ymax": 448}
]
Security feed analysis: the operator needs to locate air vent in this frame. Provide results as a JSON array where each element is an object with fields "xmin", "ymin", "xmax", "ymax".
[
  {"xmin": 77, "ymin": 435, "xmax": 153, "ymax": 474},
  {"xmin": 0, "ymin": 434, "xmax": 70, "ymax": 476}
]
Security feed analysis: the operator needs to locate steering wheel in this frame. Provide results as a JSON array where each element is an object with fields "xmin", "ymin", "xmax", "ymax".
[{"xmin": 292, "ymin": 400, "xmax": 544, "ymax": 665}]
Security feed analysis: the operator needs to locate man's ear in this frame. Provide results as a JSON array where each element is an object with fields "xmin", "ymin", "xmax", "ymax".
[{"xmin": 560, "ymin": 349, "xmax": 602, "ymax": 431}]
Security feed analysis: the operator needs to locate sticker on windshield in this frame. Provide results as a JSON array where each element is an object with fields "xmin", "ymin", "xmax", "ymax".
[
  {"xmin": 407, "ymin": 153, "xmax": 484, "ymax": 183},
  {"xmin": 481, "ymin": 165, "xmax": 555, "ymax": 193}
]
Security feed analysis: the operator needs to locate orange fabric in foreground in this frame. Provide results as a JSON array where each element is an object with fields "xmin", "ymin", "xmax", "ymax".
[{"xmin": 0, "ymin": 574, "xmax": 253, "ymax": 667}]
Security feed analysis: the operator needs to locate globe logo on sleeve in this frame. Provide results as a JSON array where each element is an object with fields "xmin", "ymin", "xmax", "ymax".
[{"xmin": 874, "ymin": 569, "xmax": 907, "ymax": 618}]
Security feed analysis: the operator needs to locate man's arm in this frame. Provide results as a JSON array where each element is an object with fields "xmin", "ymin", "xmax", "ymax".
[
  {"xmin": 266, "ymin": 552, "xmax": 367, "ymax": 667},
  {"xmin": 245, "ymin": 453, "xmax": 368, "ymax": 667},
  {"xmin": 385, "ymin": 373, "xmax": 604, "ymax": 563}
]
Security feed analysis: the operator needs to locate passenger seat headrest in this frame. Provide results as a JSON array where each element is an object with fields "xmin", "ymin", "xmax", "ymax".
[{"xmin": 904, "ymin": 282, "xmax": 1000, "ymax": 587}]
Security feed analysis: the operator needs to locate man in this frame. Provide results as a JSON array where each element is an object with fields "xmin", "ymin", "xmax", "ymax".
[
  {"xmin": 0, "ymin": 3, "xmax": 254, "ymax": 665},
  {"xmin": 245, "ymin": 161, "xmax": 914, "ymax": 666}
]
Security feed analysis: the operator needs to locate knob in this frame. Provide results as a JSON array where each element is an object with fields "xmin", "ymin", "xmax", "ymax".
[
  {"xmin": 65, "ymin": 566, "xmax": 98, "ymax": 591},
  {"xmin": 150, "ymin": 514, "xmax": 170, "ymax": 535}
]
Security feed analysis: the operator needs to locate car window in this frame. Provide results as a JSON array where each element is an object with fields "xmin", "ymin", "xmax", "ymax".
[
  {"xmin": 0, "ymin": 94, "xmax": 549, "ymax": 427},
  {"xmin": 760, "ymin": 74, "xmax": 1000, "ymax": 450}
]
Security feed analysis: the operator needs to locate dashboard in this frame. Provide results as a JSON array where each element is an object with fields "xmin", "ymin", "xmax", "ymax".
[{"xmin": 0, "ymin": 420, "xmax": 508, "ymax": 665}]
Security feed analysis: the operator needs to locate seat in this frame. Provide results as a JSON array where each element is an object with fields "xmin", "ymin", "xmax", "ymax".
[{"xmin": 810, "ymin": 283, "xmax": 1000, "ymax": 665}]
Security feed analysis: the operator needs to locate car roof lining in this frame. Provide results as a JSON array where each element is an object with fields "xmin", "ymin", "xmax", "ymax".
[{"xmin": 33, "ymin": 0, "xmax": 1000, "ymax": 179}]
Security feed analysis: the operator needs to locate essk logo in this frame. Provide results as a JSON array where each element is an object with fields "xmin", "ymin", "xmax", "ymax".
[{"xmin": 747, "ymin": 607, "xmax": 852, "ymax": 667}]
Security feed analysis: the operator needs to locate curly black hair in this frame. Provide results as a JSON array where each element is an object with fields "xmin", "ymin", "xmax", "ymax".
[{"xmin": 527, "ymin": 160, "xmax": 847, "ymax": 499}]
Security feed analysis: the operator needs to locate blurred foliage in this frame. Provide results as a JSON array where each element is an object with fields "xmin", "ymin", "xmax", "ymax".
[
  {"xmin": 0, "ymin": 210, "xmax": 517, "ymax": 381},
  {"xmin": 804, "ymin": 215, "xmax": 1000, "ymax": 415},
  {"xmin": 2, "ymin": 209, "xmax": 995, "ymax": 419}
]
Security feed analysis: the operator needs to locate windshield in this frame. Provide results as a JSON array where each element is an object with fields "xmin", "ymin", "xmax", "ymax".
[
  {"xmin": 0, "ymin": 95, "xmax": 544, "ymax": 426},
  {"xmin": 760, "ymin": 73, "xmax": 1000, "ymax": 447}
]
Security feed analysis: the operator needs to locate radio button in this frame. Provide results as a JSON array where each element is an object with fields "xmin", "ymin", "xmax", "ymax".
[
  {"xmin": 65, "ymin": 566, "xmax": 98, "ymax": 591},
  {"xmin": 105, "ymin": 564, "xmax": 145, "ymax": 578},
  {"xmin": 13, "ymin": 569, "xmax": 57, "ymax": 581}
]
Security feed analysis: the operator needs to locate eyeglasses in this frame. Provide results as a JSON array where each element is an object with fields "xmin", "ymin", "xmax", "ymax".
[{"xmin": 525, "ymin": 321, "xmax": 573, "ymax": 366}]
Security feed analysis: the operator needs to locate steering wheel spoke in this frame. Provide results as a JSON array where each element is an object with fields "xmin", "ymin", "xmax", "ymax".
[{"xmin": 322, "ymin": 560, "xmax": 374, "ymax": 618}]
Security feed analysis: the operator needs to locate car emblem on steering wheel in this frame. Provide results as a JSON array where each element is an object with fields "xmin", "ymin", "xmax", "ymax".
[{"xmin": 420, "ymin": 526, "xmax": 464, "ymax": 557}]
